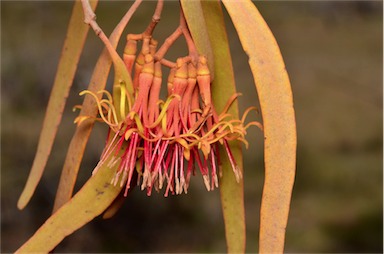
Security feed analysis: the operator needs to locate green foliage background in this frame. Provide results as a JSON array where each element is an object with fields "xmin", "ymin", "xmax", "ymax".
[{"xmin": 1, "ymin": 1, "xmax": 382, "ymax": 252}]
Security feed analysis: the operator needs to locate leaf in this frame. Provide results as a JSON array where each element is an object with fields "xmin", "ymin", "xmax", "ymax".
[
  {"xmin": 53, "ymin": 0, "xmax": 141, "ymax": 213},
  {"xmin": 179, "ymin": 0, "xmax": 214, "ymax": 79},
  {"xmin": 107, "ymin": 38, "xmax": 134, "ymax": 121},
  {"xmin": 222, "ymin": 1, "xmax": 297, "ymax": 253},
  {"xmin": 17, "ymin": 0, "xmax": 98, "ymax": 210},
  {"xmin": 16, "ymin": 154, "xmax": 123, "ymax": 253},
  {"xmin": 200, "ymin": 1, "xmax": 246, "ymax": 253},
  {"xmin": 182, "ymin": 1, "xmax": 246, "ymax": 252},
  {"xmin": 102, "ymin": 193, "xmax": 126, "ymax": 219}
]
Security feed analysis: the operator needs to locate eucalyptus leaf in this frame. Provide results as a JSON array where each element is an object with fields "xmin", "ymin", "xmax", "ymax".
[
  {"xmin": 201, "ymin": 1, "xmax": 246, "ymax": 253},
  {"xmin": 53, "ymin": 0, "xmax": 141, "ymax": 213},
  {"xmin": 16, "ymin": 153, "xmax": 123, "ymax": 253},
  {"xmin": 18, "ymin": 0, "xmax": 98, "ymax": 210},
  {"xmin": 222, "ymin": 1, "xmax": 297, "ymax": 252}
]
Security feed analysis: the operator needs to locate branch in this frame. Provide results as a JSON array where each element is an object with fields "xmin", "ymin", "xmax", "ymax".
[
  {"xmin": 80, "ymin": 0, "xmax": 129, "ymax": 65},
  {"xmin": 143, "ymin": 0, "xmax": 164, "ymax": 36},
  {"xmin": 81, "ymin": 0, "xmax": 101, "ymax": 35},
  {"xmin": 154, "ymin": 26, "xmax": 183, "ymax": 61}
]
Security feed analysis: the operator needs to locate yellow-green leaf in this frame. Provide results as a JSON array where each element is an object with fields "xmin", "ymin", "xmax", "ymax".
[
  {"xmin": 16, "ymin": 157, "xmax": 123, "ymax": 253},
  {"xmin": 201, "ymin": 1, "xmax": 246, "ymax": 253},
  {"xmin": 182, "ymin": 1, "xmax": 246, "ymax": 252},
  {"xmin": 110, "ymin": 43, "xmax": 134, "ymax": 121},
  {"xmin": 102, "ymin": 194, "xmax": 126, "ymax": 219},
  {"xmin": 53, "ymin": 0, "xmax": 141, "ymax": 213},
  {"xmin": 222, "ymin": 1, "xmax": 297, "ymax": 253},
  {"xmin": 17, "ymin": 0, "xmax": 98, "ymax": 210},
  {"xmin": 180, "ymin": 0, "xmax": 214, "ymax": 79}
]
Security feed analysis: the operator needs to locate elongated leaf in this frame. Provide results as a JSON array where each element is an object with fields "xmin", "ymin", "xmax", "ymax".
[
  {"xmin": 222, "ymin": 1, "xmax": 297, "ymax": 253},
  {"xmin": 53, "ymin": 0, "xmax": 141, "ymax": 213},
  {"xmin": 17, "ymin": 0, "xmax": 98, "ymax": 210},
  {"xmin": 102, "ymin": 194, "xmax": 126, "ymax": 219},
  {"xmin": 200, "ymin": 1, "xmax": 246, "ymax": 253},
  {"xmin": 16, "ymin": 156, "xmax": 123, "ymax": 253},
  {"xmin": 179, "ymin": 0, "xmax": 214, "ymax": 79},
  {"xmin": 110, "ymin": 42, "xmax": 134, "ymax": 121},
  {"xmin": 181, "ymin": 1, "xmax": 246, "ymax": 252}
]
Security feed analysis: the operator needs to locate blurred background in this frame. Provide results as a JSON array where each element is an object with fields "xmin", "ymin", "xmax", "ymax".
[{"xmin": 1, "ymin": 1, "xmax": 382, "ymax": 253}]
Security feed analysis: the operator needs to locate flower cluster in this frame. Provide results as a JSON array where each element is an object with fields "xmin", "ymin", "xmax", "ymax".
[{"xmin": 75, "ymin": 29, "xmax": 261, "ymax": 197}]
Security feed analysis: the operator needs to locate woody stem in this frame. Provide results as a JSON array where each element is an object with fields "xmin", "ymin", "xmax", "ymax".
[
  {"xmin": 81, "ymin": 0, "xmax": 141, "ymax": 64},
  {"xmin": 154, "ymin": 26, "xmax": 183, "ymax": 62},
  {"xmin": 143, "ymin": 0, "xmax": 164, "ymax": 36}
]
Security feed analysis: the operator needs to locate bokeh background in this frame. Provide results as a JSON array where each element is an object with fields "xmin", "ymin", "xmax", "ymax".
[{"xmin": 1, "ymin": 1, "xmax": 382, "ymax": 253}]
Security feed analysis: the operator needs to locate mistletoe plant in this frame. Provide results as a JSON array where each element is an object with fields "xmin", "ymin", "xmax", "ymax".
[{"xmin": 16, "ymin": 0, "xmax": 296, "ymax": 253}]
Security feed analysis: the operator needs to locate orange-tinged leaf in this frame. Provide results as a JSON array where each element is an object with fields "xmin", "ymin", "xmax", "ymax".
[
  {"xmin": 222, "ymin": 1, "xmax": 297, "ymax": 253},
  {"xmin": 16, "ymin": 155, "xmax": 123, "ymax": 253},
  {"xmin": 52, "ymin": 0, "xmax": 141, "ymax": 213},
  {"xmin": 200, "ymin": 1, "xmax": 246, "ymax": 253},
  {"xmin": 17, "ymin": 0, "xmax": 98, "ymax": 210}
]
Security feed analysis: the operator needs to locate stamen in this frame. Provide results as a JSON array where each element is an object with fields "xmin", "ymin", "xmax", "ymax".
[
  {"xmin": 223, "ymin": 140, "xmax": 242, "ymax": 183},
  {"xmin": 76, "ymin": 17, "xmax": 263, "ymax": 198}
]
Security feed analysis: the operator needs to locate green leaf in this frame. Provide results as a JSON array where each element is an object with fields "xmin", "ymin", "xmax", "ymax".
[
  {"xmin": 182, "ymin": 1, "xmax": 246, "ymax": 252},
  {"xmin": 179, "ymin": 0, "xmax": 214, "ymax": 79},
  {"xmin": 201, "ymin": 2, "xmax": 246, "ymax": 253},
  {"xmin": 52, "ymin": 0, "xmax": 141, "ymax": 213},
  {"xmin": 102, "ymin": 194, "xmax": 126, "ymax": 219},
  {"xmin": 222, "ymin": 1, "xmax": 297, "ymax": 253},
  {"xmin": 16, "ymin": 158, "xmax": 123, "ymax": 253},
  {"xmin": 17, "ymin": 0, "xmax": 98, "ymax": 210}
]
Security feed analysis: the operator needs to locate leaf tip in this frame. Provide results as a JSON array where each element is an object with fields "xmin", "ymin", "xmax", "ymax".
[{"xmin": 17, "ymin": 193, "xmax": 29, "ymax": 210}]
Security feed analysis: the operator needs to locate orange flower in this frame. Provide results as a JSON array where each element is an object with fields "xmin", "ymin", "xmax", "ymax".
[{"xmin": 75, "ymin": 33, "xmax": 261, "ymax": 197}]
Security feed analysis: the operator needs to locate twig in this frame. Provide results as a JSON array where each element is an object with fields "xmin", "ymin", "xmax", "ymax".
[
  {"xmin": 143, "ymin": 0, "xmax": 164, "ymax": 36},
  {"xmin": 80, "ymin": 0, "xmax": 142, "ymax": 61},
  {"xmin": 81, "ymin": 0, "xmax": 101, "ymax": 35},
  {"xmin": 154, "ymin": 26, "xmax": 183, "ymax": 61}
]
